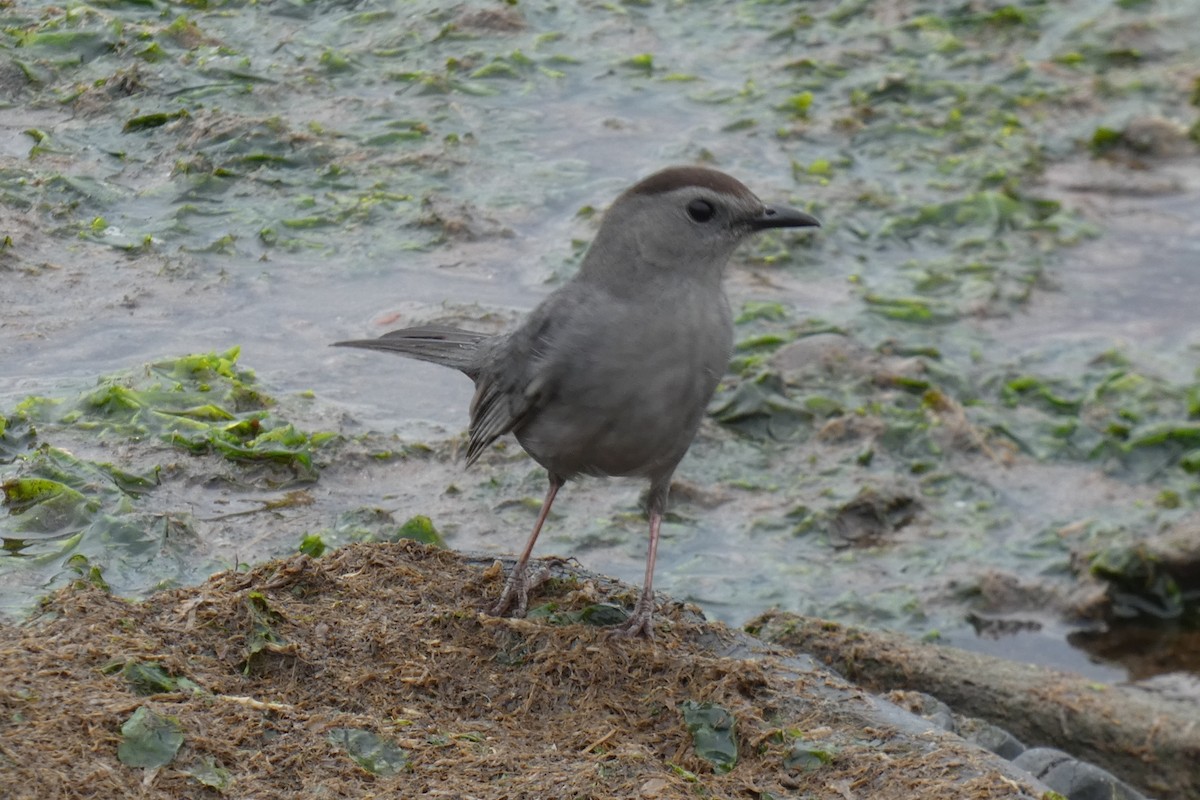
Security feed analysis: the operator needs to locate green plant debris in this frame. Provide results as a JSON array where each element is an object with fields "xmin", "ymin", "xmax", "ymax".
[
  {"xmin": 123, "ymin": 110, "xmax": 189, "ymax": 133},
  {"xmin": 528, "ymin": 601, "xmax": 628, "ymax": 627},
  {"xmin": 679, "ymin": 700, "xmax": 738, "ymax": 773},
  {"xmin": 667, "ymin": 762, "xmax": 700, "ymax": 782},
  {"xmin": 863, "ymin": 295, "xmax": 946, "ymax": 324},
  {"xmin": 299, "ymin": 533, "xmax": 326, "ymax": 557},
  {"xmin": 0, "ymin": 348, "xmax": 324, "ymax": 554},
  {"xmin": 736, "ymin": 332, "xmax": 795, "ymax": 353},
  {"xmin": 184, "ymin": 756, "xmax": 233, "ymax": 791},
  {"xmin": 66, "ymin": 553, "xmax": 110, "ymax": 591},
  {"xmin": 18, "ymin": 29, "xmax": 116, "ymax": 62},
  {"xmin": 112, "ymin": 658, "xmax": 203, "ymax": 696},
  {"xmin": 395, "ymin": 514, "xmax": 445, "ymax": 547},
  {"xmin": 987, "ymin": 367, "xmax": 1200, "ymax": 472},
  {"xmin": 711, "ymin": 372, "xmax": 812, "ymax": 440},
  {"xmin": 784, "ymin": 740, "xmax": 836, "ymax": 771},
  {"xmin": 117, "ymin": 706, "xmax": 184, "ymax": 769},
  {"xmin": 0, "ymin": 349, "xmax": 334, "ymax": 615},
  {"xmin": 782, "ymin": 91, "xmax": 814, "ymax": 118},
  {"xmin": 1088, "ymin": 545, "xmax": 1186, "ymax": 620},
  {"xmin": 12, "ymin": 348, "xmax": 331, "ymax": 478},
  {"xmin": 242, "ymin": 590, "xmax": 289, "ymax": 671},
  {"xmin": 1090, "ymin": 126, "xmax": 1123, "ymax": 155},
  {"xmin": 1126, "ymin": 422, "xmax": 1200, "ymax": 450},
  {"xmin": 122, "ymin": 660, "xmax": 180, "ymax": 695},
  {"xmin": 304, "ymin": 508, "xmax": 445, "ymax": 549},
  {"xmin": 327, "ymin": 728, "xmax": 410, "ymax": 776},
  {"xmin": 168, "ymin": 419, "xmax": 322, "ymax": 476},
  {"xmin": 2, "ymin": 477, "xmax": 96, "ymax": 532},
  {"xmin": 735, "ymin": 302, "xmax": 788, "ymax": 325},
  {"xmin": 1002, "ymin": 376, "xmax": 1082, "ymax": 414},
  {"xmin": 623, "ymin": 53, "xmax": 654, "ymax": 72}
]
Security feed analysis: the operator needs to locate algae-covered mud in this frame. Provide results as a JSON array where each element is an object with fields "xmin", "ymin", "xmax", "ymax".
[{"xmin": 2, "ymin": 0, "xmax": 1199, "ymax": 676}]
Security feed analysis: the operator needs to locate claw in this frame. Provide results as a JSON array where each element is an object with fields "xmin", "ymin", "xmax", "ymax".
[
  {"xmin": 484, "ymin": 478, "xmax": 561, "ymax": 618},
  {"xmin": 487, "ymin": 561, "xmax": 553, "ymax": 618},
  {"xmin": 609, "ymin": 587, "xmax": 656, "ymax": 638}
]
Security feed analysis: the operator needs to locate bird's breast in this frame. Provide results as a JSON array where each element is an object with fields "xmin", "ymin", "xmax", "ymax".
[{"xmin": 514, "ymin": 286, "xmax": 732, "ymax": 481}]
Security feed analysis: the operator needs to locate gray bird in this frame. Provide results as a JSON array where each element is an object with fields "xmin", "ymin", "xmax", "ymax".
[{"xmin": 335, "ymin": 165, "xmax": 819, "ymax": 637}]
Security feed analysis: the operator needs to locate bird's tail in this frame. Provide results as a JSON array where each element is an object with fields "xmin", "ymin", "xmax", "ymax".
[{"xmin": 333, "ymin": 324, "xmax": 489, "ymax": 377}]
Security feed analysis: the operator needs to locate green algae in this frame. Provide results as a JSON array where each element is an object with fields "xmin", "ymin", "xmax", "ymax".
[
  {"xmin": 0, "ymin": 0, "xmax": 1171, "ymax": 296},
  {"xmin": 0, "ymin": 350, "xmax": 334, "ymax": 611},
  {"xmin": 6, "ymin": 348, "xmax": 333, "ymax": 476},
  {"xmin": 304, "ymin": 508, "xmax": 446, "ymax": 551},
  {"xmin": 117, "ymin": 706, "xmax": 184, "ymax": 770},
  {"xmin": 680, "ymin": 700, "xmax": 738, "ymax": 774},
  {"xmin": 327, "ymin": 728, "xmax": 410, "ymax": 777}
]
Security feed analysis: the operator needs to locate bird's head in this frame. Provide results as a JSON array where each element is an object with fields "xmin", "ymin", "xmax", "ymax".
[{"xmin": 579, "ymin": 165, "xmax": 820, "ymax": 290}]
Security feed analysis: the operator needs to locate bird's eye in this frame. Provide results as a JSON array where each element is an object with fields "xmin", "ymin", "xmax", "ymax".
[{"xmin": 686, "ymin": 199, "xmax": 716, "ymax": 223}]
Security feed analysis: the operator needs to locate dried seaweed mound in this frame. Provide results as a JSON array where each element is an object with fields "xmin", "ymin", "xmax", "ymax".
[{"xmin": 1, "ymin": 542, "xmax": 1039, "ymax": 799}]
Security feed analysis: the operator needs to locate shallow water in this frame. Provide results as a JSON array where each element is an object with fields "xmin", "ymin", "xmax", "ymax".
[{"xmin": 3, "ymin": 0, "xmax": 1199, "ymax": 679}]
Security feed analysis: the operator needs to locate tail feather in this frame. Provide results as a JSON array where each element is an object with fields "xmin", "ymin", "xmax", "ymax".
[{"xmin": 333, "ymin": 324, "xmax": 489, "ymax": 376}]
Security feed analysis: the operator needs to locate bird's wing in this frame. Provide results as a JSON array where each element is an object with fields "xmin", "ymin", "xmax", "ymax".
[
  {"xmin": 466, "ymin": 379, "xmax": 534, "ymax": 466},
  {"xmin": 463, "ymin": 294, "xmax": 577, "ymax": 466}
]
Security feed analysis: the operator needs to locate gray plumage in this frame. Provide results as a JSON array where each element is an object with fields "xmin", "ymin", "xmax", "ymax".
[{"xmin": 335, "ymin": 165, "xmax": 819, "ymax": 636}]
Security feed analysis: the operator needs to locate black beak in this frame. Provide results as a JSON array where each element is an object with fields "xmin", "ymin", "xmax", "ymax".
[{"xmin": 751, "ymin": 204, "xmax": 821, "ymax": 230}]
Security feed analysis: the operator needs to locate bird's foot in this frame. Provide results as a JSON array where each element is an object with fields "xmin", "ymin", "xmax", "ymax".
[
  {"xmin": 486, "ymin": 561, "xmax": 551, "ymax": 618},
  {"xmin": 609, "ymin": 592, "xmax": 656, "ymax": 639}
]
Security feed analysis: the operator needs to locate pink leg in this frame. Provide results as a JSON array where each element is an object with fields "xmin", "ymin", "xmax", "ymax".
[
  {"xmin": 613, "ymin": 509, "xmax": 662, "ymax": 638},
  {"xmin": 488, "ymin": 477, "xmax": 561, "ymax": 618}
]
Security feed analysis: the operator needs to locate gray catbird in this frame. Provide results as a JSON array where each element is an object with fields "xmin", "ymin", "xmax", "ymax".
[{"xmin": 335, "ymin": 165, "xmax": 819, "ymax": 636}]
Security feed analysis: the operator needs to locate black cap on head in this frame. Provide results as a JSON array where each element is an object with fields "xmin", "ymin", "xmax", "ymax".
[{"xmin": 627, "ymin": 166, "xmax": 757, "ymax": 201}]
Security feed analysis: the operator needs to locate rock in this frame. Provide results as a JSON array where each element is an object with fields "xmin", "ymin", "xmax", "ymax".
[
  {"xmin": 1013, "ymin": 748, "xmax": 1149, "ymax": 800},
  {"xmin": 957, "ymin": 717, "xmax": 1026, "ymax": 762}
]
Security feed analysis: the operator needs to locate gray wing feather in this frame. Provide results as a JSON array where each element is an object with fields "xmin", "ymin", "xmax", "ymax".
[
  {"xmin": 463, "ymin": 294, "xmax": 574, "ymax": 466},
  {"xmin": 465, "ymin": 382, "xmax": 523, "ymax": 466}
]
